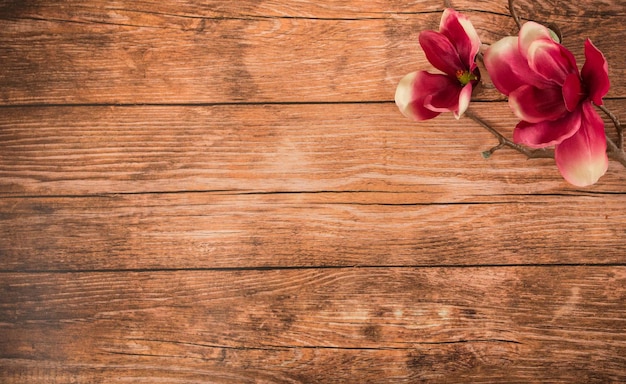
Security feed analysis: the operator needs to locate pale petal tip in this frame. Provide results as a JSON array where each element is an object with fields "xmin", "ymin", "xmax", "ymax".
[
  {"xmin": 394, "ymin": 72, "xmax": 418, "ymax": 119},
  {"xmin": 454, "ymin": 83, "xmax": 473, "ymax": 119},
  {"xmin": 558, "ymin": 157, "xmax": 608, "ymax": 187}
]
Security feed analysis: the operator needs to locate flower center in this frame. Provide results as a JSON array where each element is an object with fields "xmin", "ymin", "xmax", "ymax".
[{"xmin": 456, "ymin": 70, "xmax": 477, "ymax": 86}]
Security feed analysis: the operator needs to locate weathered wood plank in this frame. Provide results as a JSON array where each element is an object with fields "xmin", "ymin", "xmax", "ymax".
[
  {"xmin": 0, "ymin": 4, "xmax": 624, "ymax": 104},
  {"xmin": 1, "ymin": 102, "xmax": 625, "ymax": 197},
  {"xmin": 2, "ymin": 0, "xmax": 623, "ymax": 20},
  {"xmin": 1, "ymin": 192, "xmax": 625, "ymax": 270},
  {"xmin": 1, "ymin": 267, "xmax": 625, "ymax": 382},
  {"xmin": 1, "ymin": 1, "xmax": 625, "ymax": 383}
]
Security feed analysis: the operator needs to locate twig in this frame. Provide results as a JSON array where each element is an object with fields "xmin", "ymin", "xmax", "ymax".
[
  {"xmin": 606, "ymin": 136, "xmax": 626, "ymax": 167},
  {"xmin": 597, "ymin": 104, "xmax": 623, "ymax": 150},
  {"xmin": 466, "ymin": 109, "xmax": 626, "ymax": 167},
  {"xmin": 508, "ymin": 0, "xmax": 522, "ymax": 31},
  {"xmin": 465, "ymin": 110, "xmax": 553, "ymax": 159},
  {"xmin": 476, "ymin": 51, "xmax": 484, "ymax": 64}
]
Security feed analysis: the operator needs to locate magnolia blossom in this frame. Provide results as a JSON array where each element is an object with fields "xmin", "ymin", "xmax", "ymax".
[
  {"xmin": 484, "ymin": 22, "xmax": 610, "ymax": 187},
  {"xmin": 395, "ymin": 8, "xmax": 481, "ymax": 120}
]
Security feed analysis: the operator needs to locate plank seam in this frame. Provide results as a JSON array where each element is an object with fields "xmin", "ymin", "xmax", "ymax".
[
  {"xmin": 0, "ymin": 97, "xmax": 624, "ymax": 109},
  {"xmin": 2, "ymin": 263, "xmax": 625, "ymax": 274}
]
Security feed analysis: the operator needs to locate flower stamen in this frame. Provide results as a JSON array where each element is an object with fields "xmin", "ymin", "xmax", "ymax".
[{"xmin": 456, "ymin": 70, "xmax": 477, "ymax": 86}]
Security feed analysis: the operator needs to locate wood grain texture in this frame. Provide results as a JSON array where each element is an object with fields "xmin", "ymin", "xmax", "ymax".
[
  {"xmin": 3, "ymin": 0, "xmax": 623, "ymax": 20},
  {"xmin": 0, "ymin": 1, "xmax": 625, "ymax": 104},
  {"xmin": 1, "ymin": 192, "xmax": 625, "ymax": 271},
  {"xmin": 2, "ymin": 267, "xmax": 626, "ymax": 383},
  {"xmin": 2, "ymin": 0, "xmax": 626, "ymax": 382},
  {"xmin": 1, "ymin": 101, "xmax": 626, "ymax": 197}
]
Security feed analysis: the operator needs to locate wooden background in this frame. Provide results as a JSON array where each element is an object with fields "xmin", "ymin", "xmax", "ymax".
[{"xmin": 1, "ymin": 0, "xmax": 626, "ymax": 382}]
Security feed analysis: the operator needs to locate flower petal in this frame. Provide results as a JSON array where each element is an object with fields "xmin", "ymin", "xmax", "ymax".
[
  {"xmin": 562, "ymin": 73, "xmax": 583, "ymax": 112},
  {"xmin": 509, "ymin": 84, "xmax": 568, "ymax": 123},
  {"xmin": 581, "ymin": 39, "xmax": 610, "ymax": 105},
  {"xmin": 455, "ymin": 83, "xmax": 473, "ymax": 119},
  {"xmin": 526, "ymin": 42, "xmax": 578, "ymax": 85},
  {"xmin": 518, "ymin": 21, "xmax": 556, "ymax": 55},
  {"xmin": 513, "ymin": 107, "xmax": 581, "ymax": 148},
  {"xmin": 439, "ymin": 8, "xmax": 481, "ymax": 69},
  {"xmin": 395, "ymin": 71, "xmax": 451, "ymax": 121},
  {"xmin": 423, "ymin": 80, "xmax": 471, "ymax": 120},
  {"xmin": 520, "ymin": 22, "xmax": 578, "ymax": 85},
  {"xmin": 554, "ymin": 103, "xmax": 608, "ymax": 186},
  {"xmin": 483, "ymin": 36, "xmax": 545, "ymax": 95},
  {"xmin": 423, "ymin": 77, "xmax": 462, "ymax": 113},
  {"xmin": 419, "ymin": 30, "xmax": 464, "ymax": 77}
]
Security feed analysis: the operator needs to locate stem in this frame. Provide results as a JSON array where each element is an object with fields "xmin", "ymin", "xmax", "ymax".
[
  {"xmin": 476, "ymin": 51, "xmax": 484, "ymax": 64},
  {"xmin": 465, "ymin": 110, "xmax": 553, "ymax": 159},
  {"xmin": 606, "ymin": 136, "xmax": 626, "ymax": 167},
  {"xmin": 466, "ymin": 109, "xmax": 626, "ymax": 168},
  {"xmin": 597, "ymin": 104, "xmax": 623, "ymax": 149},
  {"xmin": 508, "ymin": 0, "xmax": 522, "ymax": 31}
]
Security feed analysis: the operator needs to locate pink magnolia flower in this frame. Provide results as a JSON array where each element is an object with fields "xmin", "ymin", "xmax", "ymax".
[
  {"xmin": 395, "ymin": 8, "xmax": 481, "ymax": 120},
  {"xmin": 484, "ymin": 22, "xmax": 610, "ymax": 187}
]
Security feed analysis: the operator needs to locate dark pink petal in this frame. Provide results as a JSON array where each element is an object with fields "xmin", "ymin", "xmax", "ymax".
[
  {"xmin": 554, "ymin": 102, "xmax": 608, "ymax": 186},
  {"xmin": 395, "ymin": 71, "xmax": 451, "ymax": 121},
  {"xmin": 483, "ymin": 36, "xmax": 546, "ymax": 96},
  {"xmin": 562, "ymin": 73, "xmax": 583, "ymax": 112},
  {"xmin": 439, "ymin": 8, "xmax": 481, "ymax": 69},
  {"xmin": 581, "ymin": 39, "xmax": 610, "ymax": 105},
  {"xmin": 423, "ymin": 81, "xmax": 472, "ymax": 120},
  {"xmin": 419, "ymin": 30, "xmax": 464, "ymax": 77},
  {"xmin": 424, "ymin": 77, "xmax": 461, "ymax": 113},
  {"xmin": 513, "ymin": 107, "xmax": 581, "ymax": 148},
  {"xmin": 509, "ymin": 84, "xmax": 568, "ymax": 123}
]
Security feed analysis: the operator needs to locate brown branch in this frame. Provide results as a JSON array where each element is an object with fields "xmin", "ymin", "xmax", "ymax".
[
  {"xmin": 464, "ymin": 110, "xmax": 553, "ymax": 159},
  {"xmin": 508, "ymin": 0, "xmax": 522, "ymax": 31},
  {"xmin": 606, "ymin": 137, "xmax": 626, "ymax": 167},
  {"xmin": 466, "ymin": 109, "xmax": 626, "ymax": 168},
  {"xmin": 597, "ymin": 104, "xmax": 623, "ymax": 150}
]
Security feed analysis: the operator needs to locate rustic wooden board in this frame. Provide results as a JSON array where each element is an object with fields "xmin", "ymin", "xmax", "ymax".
[
  {"xmin": 3, "ymin": 0, "xmax": 623, "ymax": 20},
  {"xmin": 1, "ymin": 3, "xmax": 625, "ymax": 104},
  {"xmin": 1, "ymin": 192, "xmax": 625, "ymax": 270},
  {"xmin": 1, "ymin": 267, "xmax": 626, "ymax": 382},
  {"xmin": 2, "ymin": 102, "xmax": 626, "ymax": 197},
  {"xmin": 2, "ymin": 0, "xmax": 626, "ymax": 382}
]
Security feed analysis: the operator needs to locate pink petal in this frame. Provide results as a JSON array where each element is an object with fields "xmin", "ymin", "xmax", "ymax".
[
  {"xmin": 439, "ymin": 8, "xmax": 481, "ymax": 69},
  {"xmin": 581, "ymin": 39, "xmax": 610, "ymax": 105},
  {"xmin": 562, "ymin": 73, "xmax": 583, "ymax": 112},
  {"xmin": 455, "ymin": 83, "xmax": 473, "ymax": 119},
  {"xmin": 423, "ymin": 80, "xmax": 471, "ymax": 120},
  {"xmin": 518, "ymin": 22, "xmax": 556, "ymax": 55},
  {"xmin": 509, "ymin": 84, "xmax": 568, "ymax": 123},
  {"xmin": 554, "ymin": 103, "xmax": 608, "ymax": 187},
  {"xmin": 423, "ymin": 77, "xmax": 462, "ymax": 113},
  {"xmin": 526, "ymin": 40, "xmax": 578, "ymax": 85},
  {"xmin": 419, "ymin": 30, "xmax": 464, "ymax": 77},
  {"xmin": 513, "ymin": 107, "xmax": 581, "ymax": 148},
  {"xmin": 395, "ymin": 71, "xmax": 450, "ymax": 121},
  {"xmin": 483, "ymin": 36, "xmax": 546, "ymax": 96},
  {"xmin": 520, "ymin": 22, "xmax": 578, "ymax": 85}
]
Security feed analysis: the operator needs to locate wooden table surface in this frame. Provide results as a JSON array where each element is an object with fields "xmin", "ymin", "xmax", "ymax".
[{"xmin": 1, "ymin": 1, "xmax": 626, "ymax": 382}]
